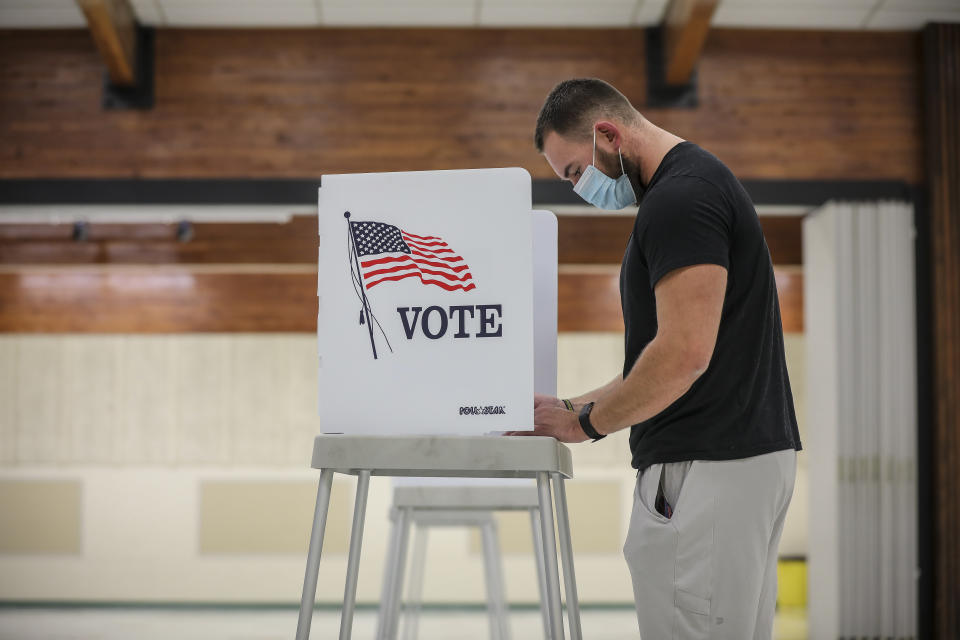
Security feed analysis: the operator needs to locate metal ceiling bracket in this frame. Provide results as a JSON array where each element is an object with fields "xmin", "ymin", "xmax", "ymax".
[
  {"xmin": 102, "ymin": 25, "xmax": 155, "ymax": 110},
  {"xmin": 645, "ymin": 26, "xmax": 699, "ymax": 109}
]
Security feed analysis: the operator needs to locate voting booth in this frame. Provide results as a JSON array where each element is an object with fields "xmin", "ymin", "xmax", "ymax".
[
  {"xmin": 298, "ymin": 169, "xmax": 580, "ymax": 640},
  {"xmin": 317, "ymin": 168, "xmax": 537, "ymax": 435}
]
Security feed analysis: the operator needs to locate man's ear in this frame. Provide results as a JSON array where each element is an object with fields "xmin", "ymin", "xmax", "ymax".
[{"xmin": 594, "ymin": 120, "xmax": 622, "ymax": 152}]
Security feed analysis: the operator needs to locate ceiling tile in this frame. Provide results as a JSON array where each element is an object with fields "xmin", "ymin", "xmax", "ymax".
[
  {"xmin": 867, "ymin": 7, "xmax": 960, "ymax": 29},
  {"xmin": 2, "ymin": 0, "xmax": 954, "ymax": 30},
  {"xmin": 479, "ymin": 2, "xmax": 637, "ymax": 27},
  {"xmin": 0, "ymin": 0, "xmax": 75, "ymax": 6},
  {"xmin": 481, "ymin": 0, "xmax": 634, "ymax": 4},
  {"xmin": 0, "ymin": 1, "xmax": 85, "ymax": 28},
  {"xmin": 721, "ymin": 0, "xmax": 875, "ymax": 5},
  {"xmin": 128, "ymin": 0, "xmax": 165, "ymax": 25},
  {"xmin": 883, "ymin": 0, "xmax": 960, "ymax": 9},
  {"xmin": 160, "ymin": 0, "xmax": 318, "ymax": 27},
  {"xmin": 633, "ymin": 0, "xmax": 668, "ymax": 25},
  {"xmin": 321, "ymin": 0, "xmax": 474, "ymax": 26},
  {"xmin": 712, "ymin": 3, "xmax": 872, "ymax": 29}
]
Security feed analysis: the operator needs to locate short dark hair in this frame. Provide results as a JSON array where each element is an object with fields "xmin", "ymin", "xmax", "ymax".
[{"xmin": 534, "ymin": 78, "xmax": 637, "ymax": 152}]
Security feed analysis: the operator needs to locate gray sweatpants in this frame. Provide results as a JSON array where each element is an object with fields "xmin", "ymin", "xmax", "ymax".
[{"xmin": 623, "ymin": 449, "xmax": 797, "ymax": 639}]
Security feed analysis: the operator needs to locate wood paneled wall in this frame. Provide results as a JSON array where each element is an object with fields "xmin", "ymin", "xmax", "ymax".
[
  {"xmin": 0, "ymin": 213, "xmax": 804, "ymax": 333},
  {"xmin": 0, "ymin": 28, "xmax": 922, "ymax": 182},
  {"xmin": 0, "ymin": 267, "xmax": 317, "ymax": 333},
  {"xmin": 0, "ymin": 265, "xmax": 803, "ymax": 334},
  {"xmin": 0, "ymin": 215, "xmax": 802, "ymax": 265},
  {"xmin": 923, "ymin": 23, "xmax": 960, "ymax": 640},
  {"xmin": 0, "ymin": 218, "xmax": 320, "ymax": 265},
  {"xmin": 0, "ymin": 26, "xmax": 910, "ymax": 337}
]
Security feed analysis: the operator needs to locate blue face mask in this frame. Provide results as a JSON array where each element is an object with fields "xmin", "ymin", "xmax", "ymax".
[{"xmin": 572, "ymin": 129, "xmax": 637, "ymax": 210}]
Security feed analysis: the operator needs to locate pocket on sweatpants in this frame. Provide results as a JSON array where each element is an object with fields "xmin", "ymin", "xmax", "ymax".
[
  {"xmin": 675, "ymin": 588, "xmax": 710, "ymax": 615},
  {"xmin": 671, "ymin": 468, "xmax": 715, "ymax": 639},
  {"xmin": 636, "ymin": 463, "xmax": 671, "ymax": 523},
  {"xmin": 674, "ymin": 588, "xmax": 712, "ymax": 639},
  {"xmin": 623, "ymin": 470, "xmax": 673, "ymax": 566}
]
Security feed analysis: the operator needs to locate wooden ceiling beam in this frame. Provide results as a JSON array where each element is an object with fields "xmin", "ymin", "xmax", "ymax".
[
  {"xmin": 662, "ymin": 0, "xmax": 719, "ymax": 86},
  {"xmin": 75, "ymin": 0, "xmax": 138, "ymax": 86}
]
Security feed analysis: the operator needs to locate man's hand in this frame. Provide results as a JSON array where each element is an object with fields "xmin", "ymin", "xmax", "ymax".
[
  {"xmin": 504, "ymin": 404, "xmax": 590, "ymax": 443},
  {"xmin": 534, "ymin": 393, "xmax": 565, "ymax": 411}
]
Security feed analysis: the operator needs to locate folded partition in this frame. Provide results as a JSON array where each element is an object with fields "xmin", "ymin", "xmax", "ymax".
[{"xmin": 805, "ymin": 200, "xmax": 917, "ymax": 639}]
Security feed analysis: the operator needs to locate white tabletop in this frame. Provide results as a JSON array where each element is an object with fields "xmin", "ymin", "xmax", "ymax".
[{"xmin": 311, "ymin": 434, "xmax": 573, "ymax": 479}]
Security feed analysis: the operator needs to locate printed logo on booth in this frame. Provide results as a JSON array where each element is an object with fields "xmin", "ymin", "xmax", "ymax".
[{"xmin": 344, "ymin": 212, "xmax": 503, "ymax": 359}]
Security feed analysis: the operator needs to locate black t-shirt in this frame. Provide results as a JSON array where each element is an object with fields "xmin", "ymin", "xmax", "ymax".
[{"xmin": 620, "ymin": 141, "xmax": 802, "ymax": 471}]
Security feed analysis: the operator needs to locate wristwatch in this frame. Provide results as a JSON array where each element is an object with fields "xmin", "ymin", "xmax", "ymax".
[{"xmin": 577, "ymin": 402, "xmax": 606, "ymax": 441}]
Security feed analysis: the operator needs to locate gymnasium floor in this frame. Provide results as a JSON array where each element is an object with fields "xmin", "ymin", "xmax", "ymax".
[{"xmin": 0, "ymin": 606, "xmax": 808, "ymax": 639}]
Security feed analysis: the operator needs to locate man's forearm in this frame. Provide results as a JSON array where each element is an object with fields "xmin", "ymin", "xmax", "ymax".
[
  {"xmin": 589, "ymin": 336, "xmax": 705, "ymax": 435},
  {"xmin": 568, "ymin": 374, "xmax": 623, "ymax": 408}
]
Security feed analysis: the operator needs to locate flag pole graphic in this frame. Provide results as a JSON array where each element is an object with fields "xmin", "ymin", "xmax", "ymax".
[{"xmin": 345, "ymin": 211, "xmax": 378, "ymax": 359}]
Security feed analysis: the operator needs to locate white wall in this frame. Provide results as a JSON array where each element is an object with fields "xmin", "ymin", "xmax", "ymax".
[{"xmin": 0, "ymin": 332, "xmax": 807, "ymax": 603}]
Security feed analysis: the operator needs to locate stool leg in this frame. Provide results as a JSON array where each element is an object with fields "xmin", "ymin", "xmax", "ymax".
[
  {"xmin": 383, "ymin": 506, "xmax": 412, "ymax": 640},
  {"xmin": 296, "ymin": 468, "xmax": 335, "ymax": 640},
  {"xmin": 536, "ymin": 471, "xmax": 565, "ymax": 640},
  {"xmin": 376, "ymin": 508, "xmax": 402, "ymax": 640},
  {"xmin": 552, "ymin": 475, "xmax": 582, "ymax": 640},
  {"xmin": 529, "ymin": 508, "xmax": 551, "ymax": 640},
  {"xmin": 490, "ymin": 519, "xmax": 512, "ymax": 640},
  {"xmin": 339, "ymin": 470, "xmax": 371, "ymax": 640},
  {"xmin": 402, "ymin": 523, "xmax": 429, "ymax": 640},
  {"xmin": 481, "ymin": 518, "xmax": 511, "ymax": 640},
  {"xmin": 480, "ymin": 520, "xmax": 500, "ymax": 640}
]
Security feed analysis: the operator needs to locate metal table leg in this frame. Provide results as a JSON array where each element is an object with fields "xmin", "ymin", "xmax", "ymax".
[
  {"xmin": 296, "ymin": 468, "xmax": 335, "ymax": 640},
  {"xmin": 376, "ymin": 508, "xmax": 402, "ymax": 640},
  {"xmin": 339, "ymin": 470, "xmax": 371, "ymax": 640},
  {"xmin": 552, "ymin": 475, "xmax": 582, "ymax": 640},
  {"xmin": 383, "ymin": 506, "xmax": 412, "ymax": 640},
  {"xmin": 402, "ymin": 523, "xmax": 429, "ymax": 640},
  {"xmin": 529, "ymin": 508, "xmax": 551, "ymax": 640},
  {"xmin": 536, "ymin": 471, "xmax": 565, "ymax": 640},
  {"xmin": 481, "ymin": 518, "xmax": 511, "ymax": 640}
]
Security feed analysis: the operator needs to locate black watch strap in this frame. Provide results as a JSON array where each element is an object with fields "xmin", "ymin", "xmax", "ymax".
[{"xmin": 578, "ymin": 401, "xmax": 606, "ymax": 441}]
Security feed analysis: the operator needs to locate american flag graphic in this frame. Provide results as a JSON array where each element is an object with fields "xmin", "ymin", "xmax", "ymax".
[{"xmin": 350, "ymin": 220, "xmax": 476, "ymax": 292}]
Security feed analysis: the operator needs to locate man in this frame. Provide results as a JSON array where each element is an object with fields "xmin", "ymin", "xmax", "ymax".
[{"xmin": 513, "ymin": 78, "xmax": 802, "ymax": 639}]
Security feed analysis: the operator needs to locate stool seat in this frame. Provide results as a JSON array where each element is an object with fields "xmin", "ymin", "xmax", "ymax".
[
  {"xmin": 393, "ymin": 485, "xmax": 540, "ymax": 510},
  {"xmin": 311, "ymin": 434, "xmax": 573, "ymax": 479}
]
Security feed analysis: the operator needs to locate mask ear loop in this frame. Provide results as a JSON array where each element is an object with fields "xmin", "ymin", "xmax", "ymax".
[
  {"xmin": 592, "ymin": 127, "xmax": 597, "ymax": 166},
  {"xmin": 596, "ymin": 127, "xmax": 627, "ymax": 177}
]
